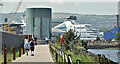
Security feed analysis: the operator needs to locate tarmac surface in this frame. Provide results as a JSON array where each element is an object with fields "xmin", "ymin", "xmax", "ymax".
[{"xmin": 10, "ymin": 45, "xmax": 54, "ymax": 64}]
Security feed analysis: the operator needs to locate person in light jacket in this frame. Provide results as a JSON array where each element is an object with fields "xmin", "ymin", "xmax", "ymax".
[{"xmin": 24, "ymin": 37, "xmax": 29, "ymax": 56}]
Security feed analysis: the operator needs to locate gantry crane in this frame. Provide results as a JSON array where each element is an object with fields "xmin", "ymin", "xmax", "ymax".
[{"xmin": 2, "ymin": 0, "xmax": 23, "ymax": 33}]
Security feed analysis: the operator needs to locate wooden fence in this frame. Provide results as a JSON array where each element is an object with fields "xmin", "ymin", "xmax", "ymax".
[{"xmin": 3, "ymin": 44, "xmax": 25, "ymax": 64}]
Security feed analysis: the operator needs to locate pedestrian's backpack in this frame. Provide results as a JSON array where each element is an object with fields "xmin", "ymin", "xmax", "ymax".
[{"xmin": 30, "ymin": 42, "xmax": 34, "ymax": 47}]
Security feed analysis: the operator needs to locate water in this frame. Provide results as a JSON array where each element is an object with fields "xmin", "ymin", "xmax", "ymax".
[{"xmin": 88, "ymin": 49, "xmax": 120, "ymax": 63}]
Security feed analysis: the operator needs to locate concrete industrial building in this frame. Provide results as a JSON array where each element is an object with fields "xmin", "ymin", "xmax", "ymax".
[{"xmin": 26, "ymin": 7, "xmax": 52, "ymax": 40}]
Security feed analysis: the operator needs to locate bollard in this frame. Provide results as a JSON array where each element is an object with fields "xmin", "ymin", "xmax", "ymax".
[
  {"xmin": 67, "ymin": 54, "xmax": 71, "ymax": 64},
  {"xmin": 19, "ymin": 46, "xmax": 21, "ymax": 57},
  {"xmin": 55, "ymin": 49, "xmax": 58, "ymax": 62},
  {"xmin": 4, "ymin": 48, "xmax": 7, "ymax": 64},
  {"xmin": 13, "ymin": 47, "xmax": 16, "ymax": 60},
  {"xmin": 76, "ymin": 60, "xmax": 81, "ymax": 64},
  {"xmin": 23, "ymin": 44, "xmax": 25, "ymax": 54}
]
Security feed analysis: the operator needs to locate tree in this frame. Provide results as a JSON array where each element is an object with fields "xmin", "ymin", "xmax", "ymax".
[
  {"xmin": 81, "ymin": 40, "xmax": 88, "ymax": 50},
  {"xmin": 96, "ymin": 35, "xmax": 100, "ymax": 41},
  {"xmin": 116, "ymin": 32, "xmax": 120, "ymax": 40},
  {"xmin": 63, "ymin": 29, "xmax": 80, "ymax": 50}
]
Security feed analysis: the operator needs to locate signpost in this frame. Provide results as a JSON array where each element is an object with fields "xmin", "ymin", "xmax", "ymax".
[
  {"xmin": 60, "ymin": 35, "xmax": 63, "ymax": 45},
  {"xmin": 60, "ymin": 35, "xmax": 63, "ymax": 63}
]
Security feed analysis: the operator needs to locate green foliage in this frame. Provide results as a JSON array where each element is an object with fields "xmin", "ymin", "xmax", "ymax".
[
  {"xmin": 81, "ymin": 40, "xmax": 88, "ymax": 49},
  {"xmin": 49, "ymin": 44, "xmax": 98, "ymax": 63},
  {"xmin": 96, "ymin": 35, "xmax": 100, "ymax": 41},
  {"xmin": 55, "ymin": 35, "xmax": 60, "ymax": 43},
  {"xmin": 2, "ymin": 44, "xmax": 6, "ymax": 50},
  {"xmin": 63, "ymin": 29, "xmax": 80, "ymax": 50},
  {"xmin": 115, "ymin": 32, "xmax": 120, "ymax": 40}
]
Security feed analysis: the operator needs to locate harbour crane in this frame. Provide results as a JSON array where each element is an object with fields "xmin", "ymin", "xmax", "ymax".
[{"xmin": 2, "ymin": 0, "xmax": 23, "ymax": 33}]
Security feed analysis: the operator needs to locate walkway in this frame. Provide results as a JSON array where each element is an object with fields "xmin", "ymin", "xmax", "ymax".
[{"xmin": 10, "ymin": 45, "xmax": 54, "ymax": 63}]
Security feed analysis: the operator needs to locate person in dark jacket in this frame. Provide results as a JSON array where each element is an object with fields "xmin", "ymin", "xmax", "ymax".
[{"xmin": 30, "ymin": 39, "xmax": 35, "ymax": 56}]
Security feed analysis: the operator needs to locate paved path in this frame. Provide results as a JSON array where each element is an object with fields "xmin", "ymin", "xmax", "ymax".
[{"xmin": 11, "ymin": 45, "xmax": 54, "ymax": 63}]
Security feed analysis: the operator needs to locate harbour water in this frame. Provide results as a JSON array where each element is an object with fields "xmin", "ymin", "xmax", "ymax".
[{"xmin": 88, "ymin": 49, "xmax": 120, "ymax": 63}]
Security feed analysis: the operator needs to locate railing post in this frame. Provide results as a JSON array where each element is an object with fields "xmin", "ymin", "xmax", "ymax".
[
  {"xmin": 19, "ymin": 46, "xmax": 21, "ymax": 57},
  {"xmin": 76, "ymin": 60, "xmax": 80, "ymax": 64},
  {"xmin": 23, "ymin": 44, "xmax": 25, "ymax": 54},
  {"xmin": 64, "ymin": 53, "xmax": 66, "ymax": 63},
  {"xmin": 13, "ymin": 47, "xmax": 16, "ymax": 60},
  {"xmin": 55, "ymin": 49, "xmax": 58, "ymax": 62},
  {"xmin": 4, "ymin": 48, "xmax": 7, "ymax": 64},
  {"xmin": 49, "ymin": 44, "xmax": 51, "ymax": 51},
  {"xmin": 52, "ymin": 46, "xmax": 53, "ymax": 54},
  {"xmin": 61, "ymin": 51, "xmax": 63, "ymax": 63},
  {"xmin": 67, "ymin": 54, "xmax": 71, "ymax": 64}
]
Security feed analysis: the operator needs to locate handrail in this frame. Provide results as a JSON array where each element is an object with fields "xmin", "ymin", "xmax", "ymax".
[{"xmin": 50, "ymin": 44, "xmax": 73, "ymax": 63}]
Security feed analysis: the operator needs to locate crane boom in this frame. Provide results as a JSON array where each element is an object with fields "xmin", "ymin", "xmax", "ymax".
[
  {"xmin": 9, "ymin": 0, "xmax": 23, "ymax": 23},
  {"xmin": 2, "ymin": 0, "xmax": 23, "ymax": 33}
]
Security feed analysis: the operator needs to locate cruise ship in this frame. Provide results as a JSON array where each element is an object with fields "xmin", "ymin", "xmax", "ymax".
[{"xmin": 52, "ymin": 16, "xmax": 104, "ymax": 40}]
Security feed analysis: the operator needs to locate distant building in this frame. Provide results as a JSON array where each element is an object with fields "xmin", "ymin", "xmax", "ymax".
[
  {"xmin": 118, "ymin": 2, "xmax": 120, "ymax": 40},
  {"xmin": 26, "ymin": 7, "xmax": 52, "ymax": 40},
  {"xmin": 104, "ymin": 27, "xmax": 120, "ymax": 41}
]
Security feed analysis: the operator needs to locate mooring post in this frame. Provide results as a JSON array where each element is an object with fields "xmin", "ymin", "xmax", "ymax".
[
  {"xmin": 4, "ymin": 48, "xmax": 7, "ymax": 64},
  {"xmin": 19, "ymin": 46, "xmax": 21, "ymax": 57}
]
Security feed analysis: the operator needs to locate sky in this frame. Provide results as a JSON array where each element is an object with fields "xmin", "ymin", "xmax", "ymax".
[
  {"xmin": 1, "ymin": 0, "xmax": 120, "ymax": 2},
  {"xmin": 0, "ymin": 0, "xmax": 120, "ymax": 15}
]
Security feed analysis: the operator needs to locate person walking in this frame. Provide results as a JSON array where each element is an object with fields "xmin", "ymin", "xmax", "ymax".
[
  {"xmin": 45, "ymin": 37, "xmax": 49, "ymax": 44},
  {"xmin": 24, "ymin": 37, "xmax": 29, "ymax": 56},
  {"xmin": 30, "ymin": 39, "xmax": 35, "ymax": 56}
]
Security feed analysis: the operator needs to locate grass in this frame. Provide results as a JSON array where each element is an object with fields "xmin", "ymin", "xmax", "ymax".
[
  {"xmin": 65, "ymin": 50, "xmax": 98, "ymax": 63},
  {"xmin": 49, "ymin": 43, "xmax": 99, "ymax": 64}
]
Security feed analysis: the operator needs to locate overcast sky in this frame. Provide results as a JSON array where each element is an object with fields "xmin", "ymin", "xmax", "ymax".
[
  {"xmin": 0, "ymin": 0, "xmax": 120, "ymax": 15},
  {"xmin": 1, "ymin": 0, "xmax": 120, "ymax": 2}
]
